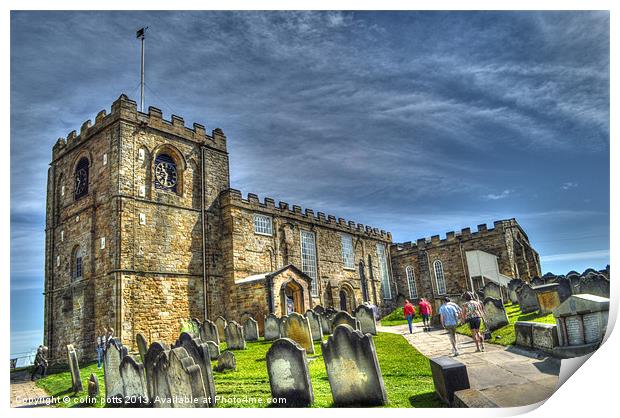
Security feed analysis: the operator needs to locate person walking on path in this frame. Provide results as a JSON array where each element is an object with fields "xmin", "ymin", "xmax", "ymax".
[
  {"xmin": 404, "ymin": 299, "xmax": 416, "ymax": 334},
  {"xmin": 419, "ymin": 297, "xmax": 433, "ymax": 331},
  {"xmin": 96, "ymin": 329, "xmax": 105, "ymax": 368},
  {"xmin": 30, "ymin": 345, "xmax": 48, "ymax": 381},
  {"xmin": 439, "ymin": 297, "xmax": 462, "ymax": 356},
  {"xmin": 462, "ymin": 292, "xmax": 486, "ymax": 352}
]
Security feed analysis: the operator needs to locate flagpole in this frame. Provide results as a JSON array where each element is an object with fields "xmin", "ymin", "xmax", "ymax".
[{"xmin": 137, "ymin": 27, "xmax": 148, "ymax": 112}]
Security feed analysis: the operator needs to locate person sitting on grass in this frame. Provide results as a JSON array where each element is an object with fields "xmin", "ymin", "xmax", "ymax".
[
  {"xmin": 403, "ymin": 299, "xmax": 416, "ymax": 334},
  {"xmin": 439, "ymin": 297, "xmax": 462, "ymax": 356},
  {"xmin": 461, "ymin": 291, "xmax": 487, "ymax": 352},
  {"xmin": 418, "ymin": 297, "xmax": 433, "ymax": 331}
]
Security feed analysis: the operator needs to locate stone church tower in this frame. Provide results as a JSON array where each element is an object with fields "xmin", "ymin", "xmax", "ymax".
[{"xmin": 44, "ymin": 94, "xmax": 230, "ymax": 362}]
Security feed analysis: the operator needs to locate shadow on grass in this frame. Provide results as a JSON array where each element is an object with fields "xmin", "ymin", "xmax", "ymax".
[{"xmin": 408, "ymin": 391, "xmax": 445, "ymax": 408}]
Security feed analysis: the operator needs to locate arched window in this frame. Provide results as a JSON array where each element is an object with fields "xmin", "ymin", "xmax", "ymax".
[
  {"xmin": 433, "ymin": 260, "xmax": 447, "ymax": 295},
  {"xmin": 74, "ymin": 157, "xmax": 89, "ymax": 200},
  {"xmin": 72, "ymin": 246, "xmax": 83, "ymax": 282},
  {"xmin": 406, "ymin": 266, "xmax": 418, "ymax": 299},
  {"xmin": 154, "ymin": 153, "xmax": 178, "ymax": 192}
]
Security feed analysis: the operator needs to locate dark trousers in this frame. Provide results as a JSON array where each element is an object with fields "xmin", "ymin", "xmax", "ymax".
[{"xmin": 31, "ymin": 365, "xmax": 46, "ymax": 380}]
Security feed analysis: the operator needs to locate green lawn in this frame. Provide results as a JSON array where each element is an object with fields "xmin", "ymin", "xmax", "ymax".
[
  {"xmin": 36, "ymin": 332, "xmax": 443, "ymax": 408},
  {"xmin": 35, "ymin": 361, "xmax": 106, "ymax": 407},
  {"xmin": 380, "ymin": 307, "xmax": 423, "ymax": 326},
  {"xmin": 456, "ymin": 303, "xmax": 556, "ymax": 346}
]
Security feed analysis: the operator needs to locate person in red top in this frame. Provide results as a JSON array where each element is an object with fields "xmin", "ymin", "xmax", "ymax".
[
  {"xmin": 403, "ymin": 299, "xmax": 416, "ymax": 334},
  {"xmin": 418, "ymin": 297, "xmax": 433, "ymax": 331}
]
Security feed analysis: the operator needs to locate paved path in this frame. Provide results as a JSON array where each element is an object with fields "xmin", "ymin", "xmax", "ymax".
[
  {"xmin": 10, "ymin": 370, "xmax": 55, "ymax": 408},
  {"xmin": 379, "ymin": 322, "xmax": 560, "ymax": 407}
]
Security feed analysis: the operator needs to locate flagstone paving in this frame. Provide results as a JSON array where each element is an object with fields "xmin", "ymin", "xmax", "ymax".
[
  {"xmin": 10, "ymin": 370, "xmax": 56, "ymax": 408},
  {"xmin": 378, "ymin": 322, "xmax": 560, "ymax": 407}
]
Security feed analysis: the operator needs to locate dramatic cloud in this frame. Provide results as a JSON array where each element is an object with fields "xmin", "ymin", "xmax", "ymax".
[{"xmin": 561, "ymin": 182, "xmax": 579, "ymax": 190}]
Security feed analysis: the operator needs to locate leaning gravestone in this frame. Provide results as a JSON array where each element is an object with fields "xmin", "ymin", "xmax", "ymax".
[
  {"xmin": 331, "ymin": 311, "xmax": 360, "ymax": 333},
  {"xmin": 200, "ymin": 319, "xmax": 220, "ymax": 346},
  {"xmin": 482, "ymin": 298, "xmax": 509, "ymax": 331},
  {"xmin": 578, "ymin": 274, "xmax": 610, "ymax": 298},
  {"xmin": 281, "ymin": 312, "xmax": 315, "ymax": 354},
  {"xmin": 266, "ymin": 338, "xmax": 314, "ymax": 407},
  {"xmin": 243, "ymin": 317, "xmax": 259, "ymax": 341},
  {"xmin": 556, "ymin": 277, "xmax": 573, "ymax": 303},
  {"xmin": 119, "ymin": 355, "xmax": 149, "ymax": 406},
  {"xmin": 175, "ymin": 332, "xmax": 216, "ymax": 407},
  {"xmin": 215, "ymin": 316, "xmax": 227, "ymax": 342},
  {"xmin": 136, "ymin": 333, "xmax": 148, "ymax": 363},
  {"xmin": 481, "ymin": 282, "xmax": 502, "ymax": 301},
  {"xmin": 215, "ymin": 351, "xmax": 236, "ymax": 372},
  {"xmin": 205, "ymin": 341, "xmax": 220, "ymax": 360},
  {"xmin": 305, "ymin": 309, "xmax": 323, "ymax": 341},
  {"xmin": 319, "ymin": 311, "xmax": 332, "ymax": 335},
  {"xmin": 165, "ymin": 347, "xmax": 208, "ymax": 408},
  {"xmin": 103, "ymin": 339, "xmax": 128, "ymax": 400},
  {"xmin": 151, "ymin": 350, "xmax": 173, "ymax": 407},
  {"xmin": 567, "ymin": 273, "xmax": 581, "ymax": 294},
  {"xmin": 516, "ymin": 284, "xmax": 540, "ymax": 314},
  {"xmin": 66, "ymin": 344, "xmax": 83, "ymax": 393},
  {"xmin": 264, "ymin": 314, "xmax": 281, "ymax": 340},
  {"xmin": 88, "ymin": 373, "xmax": 99, "ymax": 399},
  {"xmin": 354, "ymin": 305, "xmax": 377, "ymax": 335},
  {"xmin": 144, "ymin": 342, "xmax": 168, "ymax": 404},
  {"xmin": 507, "ymin": 279, "xmax": 524, "ymax": 304},
  {"xmin": 225, "ymin": 321, "xmax": 246, "ymax": 350},
  {"xmin": 322, "ymin": 324, "xmax": 387, "ymax": 406}
]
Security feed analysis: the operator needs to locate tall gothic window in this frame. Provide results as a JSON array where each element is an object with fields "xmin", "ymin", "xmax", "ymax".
[
  {"xmin": 154, "ymin": 153, "xmax": 178, "ymax": 192},
  {"xmin": 74, "ymin": 157, "xmax": 89, "ymax": 200},
  {"xmin": 434, "ymin": 260, "xmax": 447, "ymax": 295},
  {"xmin": 72, "ymin": 246, "xmax": 83, "ymax": 282},
  {"xmin": 406, "ymin": 266, "xmax": 418, "ymax": 299},
  {"xmin": 300, "ymin": 230, "xmax": 318, "ymax": 296},
  {"xmin": 341, "ymin": 233, "xmax": 355, "ymax": 269},
  {"xmin": 376, "ymin": 243, "xmax": 391, "ymax": 299}
]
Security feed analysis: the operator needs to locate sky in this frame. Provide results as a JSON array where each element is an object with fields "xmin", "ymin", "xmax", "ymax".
[{"xmin": 10, "ymin": 11, "xmax": 609, "ymax": 361}]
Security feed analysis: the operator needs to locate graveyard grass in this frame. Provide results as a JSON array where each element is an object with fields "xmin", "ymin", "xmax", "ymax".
[
  {"xmin": 35, "ymin": 332, "xmax": 442, "ymax": 408},
  {"xmin": 380, "ymin": 307, "xmax": 423, "ymax": 326},
  {"xmin": 35, "ymin": 362, "xmax": 106, "ymax": 408},
  {"xmin": 456, "ymin": 303, "xmax": 555, "ymax": 346}
]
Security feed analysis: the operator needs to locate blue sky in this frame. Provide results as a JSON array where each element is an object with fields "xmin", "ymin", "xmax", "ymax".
[{"xmin": 10, "ymin": 11, "xmax": 609, "ymax": 360}]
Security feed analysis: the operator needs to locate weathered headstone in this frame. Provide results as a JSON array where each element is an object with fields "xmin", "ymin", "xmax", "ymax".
[
  {"xmin": 281, "ymin": 312, "xmax": 315, "ymax": 354},
  {"xmin": 119, "ymin": 355, "xmax": 149, "ymax": 406},
  {"xmin": 482, "ymin": 297, "xmax": 509, "ymax": 331},
  {"xmin": 578, "ymin": 274, "xmax": 610, "ymax": 298},
  {"xmin": 175, "ymin": 332, "xmax": 216, "ymax": 407},
  {"xmin": 214, "ymin": 351, "xmax": 236, "ymax": 372},
  {"xmin": 279, "ymin": 315, "xmax": 288, "ymax": 337},
  {"xmin": 354, "ymin": 305, "xmax": 377, "ymax": 335},
  {"xmin": 191, "ymin": 317, "xmax": 202, "ymax": 334},
  {"xmin": 151, "ymin": 350, "xmax": 173, "ymax": 407},
  {"xmin": 200, "ymin": 319, "xmax": 220, "ymax": 346},
  {"xmin": 531, "ymin": 276, "xmax": 545, "ymax": 287},
  {"xmin": 514, "ymin": 322, "xmax": 533, "ymax": 348},
  {"xmin": 319, "ymin": 311, "xmax": 332, "ymax": 335},
  {"xmin": 66, "ymin": 344, "xmax": 83, "ymax": 393},
  {"xmin": 516, "ymin": 284, "xmax": 540, "ymax": 314},
  {"xmin": 215, "ymin": 316, "xmax": 227, "ymax": 342},
  {"xmin": 225, "ymin": 321, "xmax": 246, "ymax": 350},
  {"xmin": 313, "ymin": 305, "xmax": 325, "ymax": 314},
  {"xmin": 305, "ymin": 309, "xmax": 323, "ymax": 341},
  {"xmin": 144, "ymin": 342, "xmax": 168, "ymax": 404},
  {"xmin": 243, "ymin": 317, "xmax": 259, "ymax": 341},
  {"xmin": 321, "ymin": 324, "xmax": 387, "ymax": 406},
  {"xmin": 88, "ymin": 373, "xmax": 99, "ymax": 399},
  {"xmin": 264, "ymin": 314, "xmax": 281, "ymax": 340},
  {"xmin": 103, "ymin": 339, "xmax": 128, "ymax": 400},
  {"xmin": 266, "ymin": 338, "xmax": 314, "ymax": 407},
  {"xmin": 481, "ymin": 281, "xmax": 502, "ymax": 301},
  {"xmin": 430, "ymin": 356, "xmax": 470, "ymax": 406},
  {"xmin": 533, "ymin": 283, "xmax": 561, "ymax": 314},
  {"xmin": 331, "ymin": 311, "xmax": 360, "ymax": 332},
  {"xmin": 205, "ymin": 340, "xmax": 220, "ymax": 360},
  {"xmin": 567, "ymin": 273, "xmax": 581, "ymax": 294},
  {"xmin": 165, "ymin": 347, "xmax": 208, "ymax": 407},
  {"xmin": 136, "ymin": 333, "xmax": 148, "ymax": 363},
  {"xmin": 556, "ymin": 277, "xmax": 573, "ymax": 303},
  {"xmin": 507, "ymin": 279, "xmax": 524, "ymax": 304}
]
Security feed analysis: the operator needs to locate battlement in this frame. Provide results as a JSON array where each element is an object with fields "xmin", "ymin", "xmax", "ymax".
[
  {"xmin": 391, "ymin": 219, "xmax": 517, "ymax": 253},
  {"xmin": 52, "ymin": 94, "xmax": 227, "ymax": 161},
  {"xmin": 221, "ymin": 189, "xmax": 392, "ymax": 241}
]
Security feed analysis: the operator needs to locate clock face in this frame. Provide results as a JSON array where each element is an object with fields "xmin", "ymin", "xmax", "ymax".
[
  {"xmin": 155, "ymin": 161, "xmax": 177, "ymax": 190},
  {"xmin": 75, "ymin": 168, "xmax": 88, "ymax": 197}
]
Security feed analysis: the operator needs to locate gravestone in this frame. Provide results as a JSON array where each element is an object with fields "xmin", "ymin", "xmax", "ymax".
[
  {"xmin": 88, "ymin": 373, "xmax": 99, "ymax": 398},
  {"xmin": 136, "ymin": 333, "xmax": 148, "ymax": 363},
  {"xmin": 553, "ymin": 294, "xmax": 609, "ymax": 357},
  {"xmin": 481, "ymin": 281, "xmax": 502, "ymax": 301},
  {"xmin": 176, "ymin": 332, "xmax": 216, "ymax": 407},
  {"xmin": 66, "ymin": 344, "xmax": 83, "ymax": 393},
  {"xmin": 205, "ymin": 341, "xmax": 220, "ymax": 360},
  {"xmin": 165, "ymin": 347, "xmax": 208, "ymax": 407},
  {"xmin": 281, "ymin": 312, "xmax": 315, "ymax": 354},
  {"xmin": 556, "ymin": 277, "xmax": 573, "ymax": 303},
  {"xmin": 215, "ymin": 316, "xmax": 227, "ymax": 342},
  {"xmin": 331, "ymin": 311, "xmax": 360, "ymax": 332},
  {"xmin": 319, "ymin": 311, "xmax": 332, "ymax": 335},
  {"xmin": 530, "ymin": 276, "xmax": 545, "ymax": 287},
  {"xmin": 507, "ymin": 279, "xmax": 524, "ymax": 304},
  {"xmin": 264, "ymin": 314, "xmax": 281, "ymax": 340},
  {"xmin": 354, "ymin": 305, "xmax": 377, "ymax": 335},
  {"xmin": 225, "ymin": 321, "xmax": 246, "ymax": 350},
  {"xmin": 321, "ymin": 324, "xmax": 387, "ymax": 406},
  {"xmin": 516, "ymin": 284, "xmax": 539, "ymax": 314},
  {"xmin": 214, "ymin": 351, "xmax": 236, "ymax": 372},
  {"xmin": 578, "ymin": 274, "xmax": 610, "ymax": 298},
  {"xmin": 191, "ymin": 318, "xmax": 202, "ymax": 334},
  {"xmin": 151, "ymin": 350, "xmax": 173, "ymax": 407},
  {"xmin": 266, "ymin": 338, "xmax": 314, "ymax": 407},
  {"xmin": 119, "ymin": 355, "xmax": 149, "ymax": 406},
  {"xmin": 279, "ymin": 315, "xmax": 288, "ymax": 337},
  {"xmin": 567, "ymin": 273, "xmax": 581, "ymax": 294},
  {"xmin": 103, "ymin": 339, "xmax": 128, "ymax": 400},
  {"xmin": 514, "ymin": 322, "xmax": 533, "ymax": 348},
  {"xmin": 243, "ymin": 317, "xmax": 259, "ymax": 341},
  {"xmin": 482, "ymin": 297, "xmax": 509, "ymax": 331},
  {"xmin": 313, "ymin": 305, "xmax": 325, "ymax": 314},
  {"xmin": 200, "ymin": 319, "xmax": 220, "ymax": 346},
  {"xmin": 533, "ymin": 283, "xmax": 561, "ymax": 314},
  {"xmin": 430, "ymin": 356, "xmax": 470, "ymax": 406},
  {"xmin": 144, "ymin": 342, "xmax": 168, "ymax": 403},
  {"xmin": 305, "ymin": 309, "xmax": 324, "ymax": 341}
]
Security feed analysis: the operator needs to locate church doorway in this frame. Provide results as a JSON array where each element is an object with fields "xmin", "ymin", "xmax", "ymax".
[
  {"xmin": 280, "ymin": 280, "xmax": 304, "ymax": 316},
  {"xmin": 338, "ymin": 284, "xmax": 355, "ymax": 313}
]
